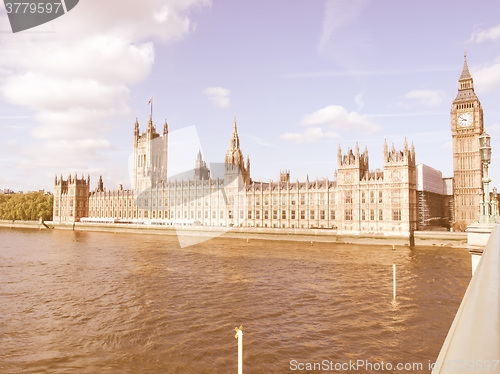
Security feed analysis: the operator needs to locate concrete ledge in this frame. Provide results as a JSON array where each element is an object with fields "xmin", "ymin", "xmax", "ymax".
[
  {"xmin": 0, "ymin": 220, "xmax": 468, "ymax": 247},
  {"xmin": 431, "ymin": 224, "xmax": 500, "ymax": 373},
  {"xmin": 466, "ymin": 223, "xmax": 496, "ymax": 247},
  {"xmin": 0, "ymin": 220, "xmax": 51, "ymax": 229}
]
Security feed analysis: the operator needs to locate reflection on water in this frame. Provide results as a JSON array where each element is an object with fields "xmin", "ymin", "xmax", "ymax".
[{"xmin": 0, "ymin": 228, "xmax": 470, "ymax": 373}]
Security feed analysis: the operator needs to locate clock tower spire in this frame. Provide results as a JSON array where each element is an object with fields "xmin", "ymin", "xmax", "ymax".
[
  {"xmin": 455, "ymin": 50, "xmax": 477, "ymax": 100},
  {"xmin": 451, "ymin": 52, "xmax": 484, "ymax": 229}
]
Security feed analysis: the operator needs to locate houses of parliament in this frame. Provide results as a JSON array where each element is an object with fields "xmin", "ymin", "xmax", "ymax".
[{"xmin": 52, "ymin": 55, "xmax": 496, "ymax": 233}]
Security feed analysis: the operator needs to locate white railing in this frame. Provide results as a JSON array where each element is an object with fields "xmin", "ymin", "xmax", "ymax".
[{"xmin": 431, "ymin": 224, "xmax": 500, "ymax": 373}]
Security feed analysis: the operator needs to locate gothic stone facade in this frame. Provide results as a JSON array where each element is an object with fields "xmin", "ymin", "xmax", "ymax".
[
  {"xmin": 53, "ymin": 54, "xmax": 493, "ymax": 232},
  {"xmin": 133, "ymin": 116, "xmax": 168, "ymax": 193},
  {"xmin": 53, "ymin": 174, "xmax": 90, "ymax": 224},
  {"xmin": 53, "ymin": 117, "xmax": 417, "ymax": 235}
]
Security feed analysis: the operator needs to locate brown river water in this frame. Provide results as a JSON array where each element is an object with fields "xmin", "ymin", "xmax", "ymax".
[{"xmin": 0, "ymin": 228, "xmax": 471, "ymax": 373}]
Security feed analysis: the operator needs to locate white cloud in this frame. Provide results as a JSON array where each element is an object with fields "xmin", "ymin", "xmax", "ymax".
[
  {"xmin": 318, "ymin": 0, "xmax": 371, "ymax": 54},
  {"xmin": 0, "ymin": 0, "xmax": 211, "ymax": 173},
  {"xmin": 281, "ymin": 104, "xmax": 381, "ymax": 144},
  {"xmin": 0, "ymin": 35, "xmax": 154, "ymax": 84},
  {"xmin": 281, "ymin": 66, "xmax": 457, "ymax": 80},
  {"xmin": 2, "ymin": 72, "xmax": 131, "ymax": 139},
  {"xmin": 154, "ymin": 6, "xmax": 171, "ymax": 23},
  {"xmin": 2, "ymin": 72, "xmax": 130, "ymax": 112},
  {"xmin": 440, "ymin": 141, "xmax": 452, "ymax": 151},
  {"xmin": 317, "ymin": 0, "xmax": 373, "ymax": 68},
  {"xmin": 405, "ymin": 89, "xmax": 446, "ymax": 107},
  {"xmin": 487, "ymin": 124, "xmax": 500, "ymax": 136},
  {"xmin": 470, "ymin": 24, "xmax": 500, "ymax": 43},
  {"xmin": 203, "ymin": 86, "xmax": 230, "ymax": 108},
  {"xmin": 473, "ymin": 57, "xmax": 500, "ymax": 93},
  {"xmin": 31, "ymin": 108, "xmax": 120, "ymax": 140},
  {"xmin": 4, "ymin": 138, "xmax": 18, "ymax": 147},
  {"xmin": 301, "ymin": 105, "xmax": 381, "ymax": 133},
  {"xmin": 244, "ymin": 134, "xmax": 277, "ymax": 148},
  {"xmin": 0, "ymin": 0, "xmax": 211, "ymax": 191},
  {"xmin": 281, "ymin": 127, "xmax": 340, "ymax": 144},
  {"xmin": 354, "ymin": 92, "xmax": 365, "ymax": 110},
  {"xmin": 13, "ymin": 138, "xmax": 114, "ymax": 172}
]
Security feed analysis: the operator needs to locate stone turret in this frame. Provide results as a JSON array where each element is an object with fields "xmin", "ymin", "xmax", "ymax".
[
  {"xmin": 53, "ymin": 173, "xmax": 90, "ymax": 224},
  {"xmin": 384, "ymin": 139, "xmax": 416, "ymax": 165},
  {"xmin": 280, "ymin": 170, "xmax": 290, "ymax": 183},
  {"xmin": 337, "ymin": 143, "xmax": 369, "ymax": 180},
  {"xmin": 132, "ymin": 111, "xmax": 168, "ymax": 193}
]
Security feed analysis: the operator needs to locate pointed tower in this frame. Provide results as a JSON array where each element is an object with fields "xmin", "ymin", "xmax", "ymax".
[
  {"xmin": 363, "ymin": 145, "xmax": 369, "ymax": 169},
  {"xmin": 451, "ymin": 51, "xmax": 484, "ymax": 228},
  {"xmin": 194, "ymin": 150, "xmax": 210, "ymax": 181},
  {"xmin": 163, "ymin": 118, "xmax": 168, "ymax": 136},
  {"xmin": 147, "ymin": 115, "xmax": 155, "ymax": 134},
  {"xmin": 195, "ymin": 150, "xmax": 203, "ymax": 168},
  {"xmin": 97, "ymin": 175, "xmax": 104, "ymax": 192},
  {"xmin": 134, "ymin": 117, "xmax": 139, "ymax": 142},
  {"xmin": 224, "ymin": 117, "xmax": 251, "ymax": 185}
]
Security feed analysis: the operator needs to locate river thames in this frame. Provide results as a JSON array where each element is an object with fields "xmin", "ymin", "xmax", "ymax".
[{"xmin": 0, "ymin": 228, "xmax": 471, "ymax": 373}]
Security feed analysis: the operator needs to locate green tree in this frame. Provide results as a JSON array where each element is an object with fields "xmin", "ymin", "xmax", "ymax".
[{"xmin": 0, "ymin": 192, "xmax": 53, "ymax": 221}]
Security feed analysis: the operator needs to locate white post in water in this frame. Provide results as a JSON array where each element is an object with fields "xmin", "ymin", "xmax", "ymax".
[
  {"xmin": 235, "ymin": 326, "xmax": 243, "ymax": 374},
  {"xmin": 393, "ymin": 264, "xmax": 396, "ymax": 300}
]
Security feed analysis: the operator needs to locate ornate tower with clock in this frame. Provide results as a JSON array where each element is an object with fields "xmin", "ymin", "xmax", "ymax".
[{"xmin": 451, "ymin": 52, "xmax": 484, "ymax": 228}]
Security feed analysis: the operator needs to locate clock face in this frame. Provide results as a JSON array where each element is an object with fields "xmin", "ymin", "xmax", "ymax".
[{"xmin": 457, "ymin": 112, "xmax": 473, "ymax": 128}]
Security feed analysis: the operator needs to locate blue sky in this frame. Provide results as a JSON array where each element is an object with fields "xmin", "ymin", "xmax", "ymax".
[{"xmin": 1, "ymin": 0, "xmax": 500, "ymax": 192}]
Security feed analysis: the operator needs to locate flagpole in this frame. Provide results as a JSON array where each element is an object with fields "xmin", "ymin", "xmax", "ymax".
[{"xmin": 149, "ymin": 96, "xmax": 153, "ymax": 120}]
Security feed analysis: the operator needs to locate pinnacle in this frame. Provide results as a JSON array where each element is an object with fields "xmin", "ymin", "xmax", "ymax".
[{"xmin": 459, "ymin": 52, "xmax": 472, "ymax": 81}]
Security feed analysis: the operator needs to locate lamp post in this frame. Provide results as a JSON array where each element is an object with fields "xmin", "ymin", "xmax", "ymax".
[
  {"xmin": 468, "ymin": 131, "xmax": 498, "ymax": 275},
  {"xmin": 479, "ymin": 131, "xmax": 498, "ymax": 223}
]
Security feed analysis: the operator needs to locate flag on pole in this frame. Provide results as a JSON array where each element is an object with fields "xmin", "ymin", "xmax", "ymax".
[{"xmin": 148, "ymin": 97, "xmax": 153, "ymax": 105}]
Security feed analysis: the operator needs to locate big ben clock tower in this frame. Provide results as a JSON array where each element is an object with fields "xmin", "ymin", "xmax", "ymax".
[{"xmin": 451, "ymin": 52, "xmax": 484, "ymax": 228}]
